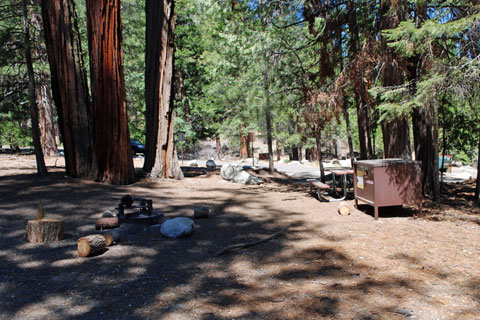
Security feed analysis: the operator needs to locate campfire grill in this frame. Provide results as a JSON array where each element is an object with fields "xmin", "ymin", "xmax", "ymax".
[{"xmin": 115, "ymin": 196, "xmax": 163, "ymax": 225}]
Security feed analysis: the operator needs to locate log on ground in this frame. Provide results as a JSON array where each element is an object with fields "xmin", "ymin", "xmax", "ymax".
[
  {"xmin": 77, "ymin": 234, "xmax": 107, "ymax": 257},
  {"xmin": 338, "ymin": 201, "xmax": 351, "ymax": 216},
  {"xmin": 95, "ymin": 217, "xmax": 119, "ymax": 230},
  {"xmin": 26, "ymin": 219, "xmax": 65, "ymax": 243},
  {"xmin": 102, "ymin": 229, "xmax": 120, "ymax": 246}
]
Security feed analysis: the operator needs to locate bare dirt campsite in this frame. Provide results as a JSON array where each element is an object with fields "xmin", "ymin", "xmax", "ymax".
[{"xmin": 1, "ymin": 153, "xmax": 479, "ymax": 320}]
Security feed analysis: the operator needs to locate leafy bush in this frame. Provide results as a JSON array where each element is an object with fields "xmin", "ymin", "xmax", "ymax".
[{"xmin": 1, "ymin": 120, "xmax": 31, "ymax": 149}]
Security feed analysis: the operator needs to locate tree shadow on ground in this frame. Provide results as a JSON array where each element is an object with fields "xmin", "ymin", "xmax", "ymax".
[
  {"xmin": 0, "ymin": 167, "xmax": 478, "ymax": 319},
  {"xmin": 355, "ymin": 204, "xmax": 417, "ymax": 219}
]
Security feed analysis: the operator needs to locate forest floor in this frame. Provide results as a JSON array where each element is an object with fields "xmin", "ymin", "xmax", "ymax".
[{"xmin": 1, "ymin": 153, "xmax": 479, "ymax": 320}]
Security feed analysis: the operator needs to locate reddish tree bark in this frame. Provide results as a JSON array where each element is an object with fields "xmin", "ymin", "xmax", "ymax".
[
  {"xmin": 143, "ymin": 0, "xmax": 183, "ymax": 179},
  {"xmin": 240, "ymin": 133, "xmax": 248, "ymax": 159},
  {"xmin": 346, "ymin": 0, "xmax": 373, "ymax": 160},
  {"xmin": 41, "ymin": 0, "xmax": 93, "ymax": 177},
  {"xmin": 380, "ymin": 0, "xmax": 411, "ymax": 159},
  {"xmin": 86, "ymin": 0, "xmax": 134, "ymax": 184},
  {"xmin": 409, "ymin": 0, "xmax": 440, "ymax": 200}
]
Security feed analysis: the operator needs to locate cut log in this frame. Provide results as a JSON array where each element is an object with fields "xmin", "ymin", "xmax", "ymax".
[
  {"xmin": 338, "ymin": 201, "xmax": 351, "ymax": 216},
  {"xmin": 95, "ymin": 217, "xmax": 119, "ymax": 230},
  {"xmin": 102, "ymin": 229, "xmax": 120, "ymax": 246},
  {"xmin": 26, "ymin": 218, "xmax": 65, "ymax": 243},
  {"xmin": 77, "ymin": 234, "xmax": 107, "ymax": 257}
]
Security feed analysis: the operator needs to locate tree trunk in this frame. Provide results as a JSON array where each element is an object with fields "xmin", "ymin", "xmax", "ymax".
[
  {"xmin": 276, "ymin": 139, "xmax": 281, "ymax": 161},
  {"xmin": 240, "ymin": 132, "xmax": 248, "ymax": 159},
  {"xmin": 410, "ymin": 0, "xmax": 438, "ymax": 199},
  {"xmin": 31, "ymin": 10, "xmax": 58, "ymax": 157},
  {"xmin": 216, "ymin": 136, "xmax": 222, "ymax": 160},
  {"xmin": 346, "ymin": 0, "xmax": 372, "ymax": 160},
  {"xmin": 41, "ymin": 0, "xmax": 93, "ymax": 178},
  {"xmin": 475, "ymin": 136, "xmax": 480, "ymax": 205},
  {"xmin": 412, "ymin": 105, "xmax": 438, "ymax": 199},
  {"xmin": 344, "ymin": 102, "xmax": 355, "ymax": 162},
  {"xmin": 380, "ymin": 0, "xmax": 411, "ymax": 159},
  {"xmin": 291, "ymin": 147, "xmax": 299, "ymax": 161},
  {"xmin": 382, "ymin": 117, "xmax": 411, "ymax": 159},
  {"xmin": 143, "ymin": 0, "xmax": 183, "ymax": 179},
  {"xmin": 86, "ymin": 0, "xmax": 135, "ymax": 184},
  {"xmin": 23, "ymin": 0, "xmax": 47, "ymax": 176},
  {"xmin": 431, "ymin": 99, "xmax": 441, "ymax": 202},
  {"xmin": 315, "ymin": 126, "xmax": 326, "ymax": 183},
  {"xmin": 263, "ymin": 67, "xmax": 274, "ymax": 173},
  {"xmin": 37, "ymin": 73, "xmax": 59, "ymax": 157},
  {"xmin": 246, "ymin": 133, "xmax": 252, "ymax": 158}
]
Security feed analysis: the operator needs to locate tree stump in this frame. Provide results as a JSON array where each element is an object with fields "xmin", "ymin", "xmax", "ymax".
[
  {"xmin": 26, "ymin": 218, "xmax": 65, "ymax": 243},
  {"xmin": 338, "ymin": 201, "xmax": 351, "ymax": 216},
  {"xmin": 77, "ymin": 235, "xmax": 107, "ymax": 257},
  {"xmin": 102, "ymin": 229, "xmax": 120, "ymax": 246}
]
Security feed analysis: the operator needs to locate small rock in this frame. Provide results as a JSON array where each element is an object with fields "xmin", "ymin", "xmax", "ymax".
[
  {"xmin": 395, "ymin": 308, "xmax": 414, "ymax": 317},
  {"xmin": 206, "ymin": 159, "xmax": 216, "ymax": 168},
  {"xmin": 193, "ymin": 207, "xmax": 209, "ymax": 219},
  {"xmin": 160, "ymin": 217, "xmax": 195, "ymax": 238}
]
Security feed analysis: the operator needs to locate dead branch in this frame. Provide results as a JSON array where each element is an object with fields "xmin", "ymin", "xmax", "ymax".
[{"xmin": 216, "ymin": 227, "xmax": 289, "ymax": 257}]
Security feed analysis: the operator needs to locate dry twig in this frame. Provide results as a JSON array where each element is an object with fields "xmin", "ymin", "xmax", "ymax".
[{"xmin": 216, "ymin": 227, "xmax": 289, "ymax": 257}]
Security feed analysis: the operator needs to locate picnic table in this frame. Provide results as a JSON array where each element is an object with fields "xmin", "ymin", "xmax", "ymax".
[
  {"xmin": 307, "ymin": 168, "xmax": 354, "ymax": 202},
  {"xmin": 330, "ymin": 169, "xmax": 354, "ymax": 201}
]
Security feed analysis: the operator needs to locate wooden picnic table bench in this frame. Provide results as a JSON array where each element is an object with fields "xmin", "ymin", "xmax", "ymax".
[
  {"xmin": 307, "ymin": 179, "xmax": 331, "ymax": 202},
  {"xmin": 307, "ymin": 169, "xmax": 354, "ymax": 202}
]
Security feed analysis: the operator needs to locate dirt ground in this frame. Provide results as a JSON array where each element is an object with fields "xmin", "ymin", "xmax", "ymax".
[{"xmin": 0, "ymin": 154, "xmax": 479, "ymax": 320}]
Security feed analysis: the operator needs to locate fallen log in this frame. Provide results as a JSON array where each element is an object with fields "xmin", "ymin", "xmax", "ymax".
[
  {"xmin": 338, "ymin": 201, "xmax": 351, "ymax": 216},
  {"xmin": 102, "ymin": 229, "xmax": 120, "ymax": 246},
  {"xmin": 216, "ymin": 227, "xmax": 289, "ymax": 256},
  {"xmin": 95, "ymin": 217, "xmax": 119, "ymax": 230},
  {"xmin": 77, "ymin": 234, "xmax": 107, "ymax": 257},
  {"xmin": 26, "ymin": 218, "xmax": 65, "ymax": 243}
]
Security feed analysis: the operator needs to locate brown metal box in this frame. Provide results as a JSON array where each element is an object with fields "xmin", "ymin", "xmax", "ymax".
[{"xmin": 353, "ymin": 159, "xmax": 422, "ymax": 219}]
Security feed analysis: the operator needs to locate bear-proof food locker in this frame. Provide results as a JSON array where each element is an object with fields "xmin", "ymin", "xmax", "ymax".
[{"xmin": 353, "ymin": 159, "xmax": 422, "ymax": 219}]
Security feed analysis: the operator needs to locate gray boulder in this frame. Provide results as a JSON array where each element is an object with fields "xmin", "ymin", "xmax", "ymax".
[
  {"xmin": 160, "ymin": 217, "xmax": 195, "ymax": 238},
  {"xmin": 220, "ymin": 163, "xmax": 262, "ymax": 185},
  {"xmin": 221, "ymin": 163, "xmax": 243, "ymax": 180},
  {"xmin": 233, "ymin": 170, "xmax": 262, "ymax": 185}
]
